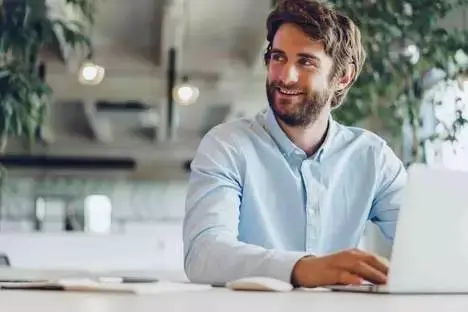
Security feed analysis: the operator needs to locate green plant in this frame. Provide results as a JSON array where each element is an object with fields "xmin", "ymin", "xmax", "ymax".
[
  {"xmin": 0, "ymin": 0, "xmax": 96, "ymax": 153},
  {"xmin": 331, "ymin": 0, "xmax": 468, "ymax": 164}
]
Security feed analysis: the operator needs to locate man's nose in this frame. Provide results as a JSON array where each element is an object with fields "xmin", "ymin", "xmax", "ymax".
[{"xmin": 280, "ymin": 64, "xmax": 299, "ymax": 85}]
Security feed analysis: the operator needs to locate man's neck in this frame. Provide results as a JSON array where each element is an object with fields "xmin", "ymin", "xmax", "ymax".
[{"xmin": 277, "ymin": 113, "xmax": 330, "ymax": 157}]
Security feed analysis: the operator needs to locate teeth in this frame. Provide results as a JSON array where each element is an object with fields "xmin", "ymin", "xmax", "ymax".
[{"xmin": 278, "ymin": 87, "xmax": 302, "ymax": 95}]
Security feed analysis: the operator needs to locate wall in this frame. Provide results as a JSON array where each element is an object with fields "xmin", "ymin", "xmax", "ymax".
[
  {"xmin": 0, "ymin": 177, "xmax": 187, "ymax": 228},
  {"xmin": 0, "ymin": 177, "xmax": 187, "ymax": 272}
]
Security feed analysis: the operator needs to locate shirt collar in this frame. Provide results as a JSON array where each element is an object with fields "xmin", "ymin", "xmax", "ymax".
[{"xmin": 264, "ymin": 107, "xmax": 338, "ymax": 162}]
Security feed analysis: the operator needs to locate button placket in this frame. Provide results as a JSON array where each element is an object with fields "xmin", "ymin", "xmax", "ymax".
[{"xmin": 301, "ymin": 160, "xmax": 320, "ymax": 252}]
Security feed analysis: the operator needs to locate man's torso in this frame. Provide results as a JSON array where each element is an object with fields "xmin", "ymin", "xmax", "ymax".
[{"xmin": 208, "ymin": 109, "xmax": 390, "ymax": 256}]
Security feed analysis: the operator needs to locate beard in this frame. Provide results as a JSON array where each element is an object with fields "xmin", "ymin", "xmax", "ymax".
[{"xmin": 266, "ymin": 80, "xmax": 332, "ymax": 127}]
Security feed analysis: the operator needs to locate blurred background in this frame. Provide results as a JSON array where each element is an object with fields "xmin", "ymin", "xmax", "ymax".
[{"xmin": 0, "ymin": 0, "xmax": 467, "ymax": 276}]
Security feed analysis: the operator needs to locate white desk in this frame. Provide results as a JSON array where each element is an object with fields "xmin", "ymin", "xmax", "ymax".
[{"xmin": 2, "ymin": 287, "xmax": 468, "ymax": 312}]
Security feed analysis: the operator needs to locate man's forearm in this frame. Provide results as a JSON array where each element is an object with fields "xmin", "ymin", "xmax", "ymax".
[{"xmin": 184, "ymin": 233, "xmax": 309, "ymax": 285}]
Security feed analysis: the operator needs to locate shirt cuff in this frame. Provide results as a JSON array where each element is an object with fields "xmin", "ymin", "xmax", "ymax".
[{"xmin": 267, "ymin": 251, "xmax": 311, "ymax": 284}]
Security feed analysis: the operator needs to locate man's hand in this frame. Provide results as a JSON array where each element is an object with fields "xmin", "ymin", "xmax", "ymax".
[{"xmin": 291, "ymin": 249, "xmax": 389, "ymax": 288}]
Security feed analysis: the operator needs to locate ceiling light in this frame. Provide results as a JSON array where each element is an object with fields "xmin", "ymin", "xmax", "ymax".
[
  {"xmin": 78, "ymin": 61, "xmax": 105, "ymax": 85},
  {"xmin": 173, "ymin": 76, "xmax": 199, "ymax": 105}
]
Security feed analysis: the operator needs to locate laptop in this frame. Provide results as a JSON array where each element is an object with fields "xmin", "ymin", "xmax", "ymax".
[{"xmin": 328, "ymin": 163, "xmax": 468, "ymax": 294}]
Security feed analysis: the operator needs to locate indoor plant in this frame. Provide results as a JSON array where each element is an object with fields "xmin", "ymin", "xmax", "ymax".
[
  {"xmin": 331, "ymin": 0, "xmax": 468, "ymax": 164},
  {"xmin": 0, "ymin": 0, "xmax": 97, "ymax": 155}
]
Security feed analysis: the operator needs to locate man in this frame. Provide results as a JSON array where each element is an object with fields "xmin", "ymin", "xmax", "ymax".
[{"xmin": 183, "ymin": 0, "xmax": 406, "ymax": 288}]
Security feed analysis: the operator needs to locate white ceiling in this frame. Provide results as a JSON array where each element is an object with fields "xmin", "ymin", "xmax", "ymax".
[
  {"xmin": 46, "ymin": 0, "xmax": 468, "ymax": 77},
  {"xmin": 180, "ymin": 0, "xmax": 270, "ymax": 75},
  {"xmin": 48, "ymin": 0, "xmax": 270, "ymax": 78},
  {"xmin": 45, "ymin": 0, "xmax": 468, "ymax": 77},
  {"xmin": 80, "ymin": 0, "xmax": 165, "ymax": 74}
]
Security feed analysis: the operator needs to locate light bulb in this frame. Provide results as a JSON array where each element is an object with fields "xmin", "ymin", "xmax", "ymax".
[
  {"xmin": 82, "ymin": 66, "xmax": 98, "ymax": 80},
  {"xmin": 78, "ymin": 61, "xmax": 105, "ymax": 85},
  {"xmin": 174, "ymin": 84, "xmax": 199, "ymax": 105}
]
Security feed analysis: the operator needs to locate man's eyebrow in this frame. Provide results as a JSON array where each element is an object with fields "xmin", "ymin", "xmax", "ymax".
[
  {"xmin": 297, "ymin": 53, "xmax": 321, "ymax": 63},
  {"xmin": 270, "ymin": 48, "xmax": 285, "ymax": 54}
]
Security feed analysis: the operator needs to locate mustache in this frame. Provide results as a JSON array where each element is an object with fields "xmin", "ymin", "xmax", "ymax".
[{"xmin": 268, "ymin": 81, "xmax": 303, "ymax": 91}]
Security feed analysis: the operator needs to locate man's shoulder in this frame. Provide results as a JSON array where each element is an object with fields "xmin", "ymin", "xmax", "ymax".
[
  {"xmin": 334, "ymin": 123, "xmax": 403, "ymax": 177},
  {"xmin": 203, "ymin": 112, "xmax": 265, "ymax": 145},
  {"xmin": 336, "ymin": 122, "xmax": 389, "ymax": 151},
  {"xmin": 193, "ymin": 113, "xmax": 266, "ymax": 170}
]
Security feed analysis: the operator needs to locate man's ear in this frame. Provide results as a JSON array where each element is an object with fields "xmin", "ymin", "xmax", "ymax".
[
  {"xmin": 336, "ymin": 63, "xmax": 356, "ymax": 91},
  {"xmin": 264, "ymin": 51, "xmax": 270, "ymax": 66},
  {"xmin": 264, "ymin": 44, "xmax": 272, "ymax": 66}
]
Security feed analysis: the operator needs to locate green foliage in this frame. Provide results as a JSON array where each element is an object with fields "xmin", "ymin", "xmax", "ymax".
[
  {"xmin": 331, "ymin": 0, "xmax": 468, "ymax": 163},
  {"xmin": 0, "ymin": 0, "xmax": 96, "ymax": 152}
]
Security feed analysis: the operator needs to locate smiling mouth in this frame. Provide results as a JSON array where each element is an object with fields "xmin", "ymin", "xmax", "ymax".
[{"xmin": 276, "ymin": 87, "xmax": 304, "ymax": 96}]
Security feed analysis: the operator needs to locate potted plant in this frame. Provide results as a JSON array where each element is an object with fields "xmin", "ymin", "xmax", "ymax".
[
  {"xmin": 331, "ymin": 0, "xmax": 468, "ymax": 165},
  {"xmin": 0, "ymin": 0, "xmax": 97, "ymax": 157}
]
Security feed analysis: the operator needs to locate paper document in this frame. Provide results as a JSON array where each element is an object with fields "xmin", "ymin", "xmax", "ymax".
[
  {"xmin": 0, "ymin": 267, "xmax": 91, "ymax": 282},
  {"xmin": 0, "ymin": 278, "xmax": 212, "ymax": 294}
]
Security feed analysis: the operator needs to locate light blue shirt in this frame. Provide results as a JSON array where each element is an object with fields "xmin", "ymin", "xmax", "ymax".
[{"xmin": 183, "ymin": 108, "xmax": 407, "ymax": 285}]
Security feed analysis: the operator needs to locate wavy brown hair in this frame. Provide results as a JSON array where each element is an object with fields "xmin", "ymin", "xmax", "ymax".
[{"xmin": 264, "ymin": 0, "xmax": 366, "ymax": 109}]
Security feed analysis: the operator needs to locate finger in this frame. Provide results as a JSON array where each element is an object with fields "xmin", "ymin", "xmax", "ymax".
[
  {"xmin": 337, "ymin": 270, "xmax": 363, "ymax": 285},
  {"xmin": 348, "ymin": 261, "xmax": 387, "ymax": 285},
  {"xmin": 352, "ymin": 250, "xmax": 389, "ymax": 275},
  {"xmin": 360, "ymin": 253, "xmax": 389, "ymax": 275}
]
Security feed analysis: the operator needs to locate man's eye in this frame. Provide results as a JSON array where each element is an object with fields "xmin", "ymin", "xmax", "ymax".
[
  {"xmin": 271, "ymin": 53, "xmax": 285, "ymax": 62},
  {"xmin": 298, "ymin": 58, "xmax": 317, "ymax": 67}
]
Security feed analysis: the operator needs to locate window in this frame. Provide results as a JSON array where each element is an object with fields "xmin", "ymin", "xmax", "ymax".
[
  {"xmin": 84, "ymin": 195, "xmax": 112, "ymax": 234},
  {"xmin": 423, "ymin": 78, "xmax": 468, "ymax": 171},
  {"xmin": 34, "ymin": 196, "xmax": 67, "ymax": 232}
]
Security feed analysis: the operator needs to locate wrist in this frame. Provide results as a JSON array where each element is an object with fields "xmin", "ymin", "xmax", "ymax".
[{"xmin": 291, "ymin": 255, "xmax": 315, "ymax": 287}]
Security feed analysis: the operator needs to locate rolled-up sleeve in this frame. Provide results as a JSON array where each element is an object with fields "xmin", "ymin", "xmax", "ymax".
[
  {"xmin": 183, "ymin": 129, "xmax": 308, "ymax": 285},
  {"xmin": 370, "ymin": 142, "xmax": 408, "ymax": 241}
]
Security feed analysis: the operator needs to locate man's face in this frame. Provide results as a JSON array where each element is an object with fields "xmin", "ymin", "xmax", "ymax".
[{"xmin": 266, "ymin": 23, "xmax": 336, "ymax": 127}]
